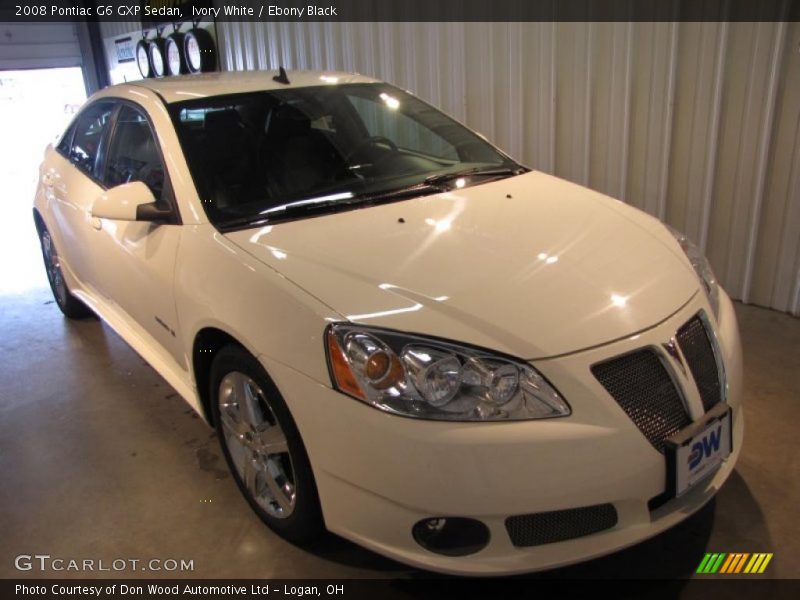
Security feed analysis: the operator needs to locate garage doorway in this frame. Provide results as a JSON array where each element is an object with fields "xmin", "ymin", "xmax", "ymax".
[{"xmin": 0, "ymin": 67, "xmax": 86, "ymax": 293}]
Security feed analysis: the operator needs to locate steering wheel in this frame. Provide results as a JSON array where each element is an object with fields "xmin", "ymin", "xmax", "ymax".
[{"xmin": 345, "ymin": 135, "xmax": 398, "ymax": 161}]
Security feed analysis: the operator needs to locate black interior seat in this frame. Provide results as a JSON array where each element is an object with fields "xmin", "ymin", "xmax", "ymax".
[
  {"xmin": 263, "ymin": 104, "xmax": 346, "ymax": 198},
  {"xmin": 202, "ymin": 109, "xmax": 260, "ymax": 208}
]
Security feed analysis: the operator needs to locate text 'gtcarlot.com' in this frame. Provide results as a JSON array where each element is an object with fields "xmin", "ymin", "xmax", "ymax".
[{"xmin": 14, "ymin": 554, "xmax": 194, "ymax": 572}]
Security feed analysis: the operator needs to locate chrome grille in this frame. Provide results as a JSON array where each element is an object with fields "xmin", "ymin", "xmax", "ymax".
[
  {"xmin": 592, "ymin": 349, "xmax": 690, "ymax": 452},
  {"xmin": 505, "ymin": 504, "xmax": 618, "ymax": 547},
  {"xmin": 676, "ymin": 316, "xmax": 723, "ymax": 411}
]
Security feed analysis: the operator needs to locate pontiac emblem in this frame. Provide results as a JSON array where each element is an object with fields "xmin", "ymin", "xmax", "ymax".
[{"xmin": 662, "ymin": 337, "xmax": 687, "ymax": 376}]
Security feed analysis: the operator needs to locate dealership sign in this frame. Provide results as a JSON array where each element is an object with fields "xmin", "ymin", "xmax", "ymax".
[{"xmin": 114, "ymin": 37, "xmax": 136, "ymax": 63}]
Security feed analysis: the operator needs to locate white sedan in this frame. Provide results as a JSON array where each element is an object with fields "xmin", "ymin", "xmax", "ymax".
[{"xmin": 33, "ymin": 70, "xmax": 742, "ymax": 575}]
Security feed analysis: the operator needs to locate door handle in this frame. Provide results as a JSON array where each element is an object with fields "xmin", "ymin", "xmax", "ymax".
[{"xmin": 91, "ymin": 217, "xmax": 102, "ymax": 231}]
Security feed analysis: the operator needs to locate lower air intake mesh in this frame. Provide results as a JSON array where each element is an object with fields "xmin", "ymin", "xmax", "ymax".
[
  {"xmin": 505, "ymin": 504, "xmax": 618, "ymax": 547},
  {"xmin": 592, "ymin": 349, "xmax": 690, "ymax": 452}
]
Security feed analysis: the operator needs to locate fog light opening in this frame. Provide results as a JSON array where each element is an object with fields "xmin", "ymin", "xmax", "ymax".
[{"xmin": 412, "ymin": 517, "xmax": 490, "ymax": 556}]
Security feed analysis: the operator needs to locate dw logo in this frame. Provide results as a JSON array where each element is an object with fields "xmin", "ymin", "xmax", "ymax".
[{"xmin": 688, "ymin": 425, "xmax": 723, "ymax": 469}]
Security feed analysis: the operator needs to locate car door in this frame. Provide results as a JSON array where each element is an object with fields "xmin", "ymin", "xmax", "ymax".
[
  {"xmin": 44, "ymin": 101, "xmax": 115, "ymax": 291},
  {"xmin": 90, "ymin": 102, "xmax": 184, "ymax": 365}
]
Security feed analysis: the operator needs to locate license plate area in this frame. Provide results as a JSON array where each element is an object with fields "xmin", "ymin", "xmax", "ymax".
[{"xmin": 664, "ymin": 403, "xmax": 733, "ymax": 498}]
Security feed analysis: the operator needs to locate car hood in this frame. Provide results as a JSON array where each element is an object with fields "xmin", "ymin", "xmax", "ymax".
[{"xmin": 224, "ymin": 171, "xmax": 699, "ymax": 359}]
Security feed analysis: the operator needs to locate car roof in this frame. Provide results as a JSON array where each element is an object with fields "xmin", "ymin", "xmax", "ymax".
[{"xmin": 117, "ymin": 70, "xmax": 382, "ymax": 104}]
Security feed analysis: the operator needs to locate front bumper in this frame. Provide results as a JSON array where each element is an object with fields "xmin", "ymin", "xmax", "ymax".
[{"xmin": 264, "ymin": 290, "xmax": 743, "ymax": 575}]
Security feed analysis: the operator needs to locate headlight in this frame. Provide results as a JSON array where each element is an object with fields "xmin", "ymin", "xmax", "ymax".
[
  {"xmin": 326, "ymin": 324, "xmax": 570, "ymax": 421},
  {"xmin": 667, "ymin": 226, "xmax": 720, "ymax": 318}
]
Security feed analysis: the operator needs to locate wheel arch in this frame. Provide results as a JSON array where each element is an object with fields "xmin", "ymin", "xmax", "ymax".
[{"xmin": 192, "ymin": 326, "xmax": 249, "ymax": 425}]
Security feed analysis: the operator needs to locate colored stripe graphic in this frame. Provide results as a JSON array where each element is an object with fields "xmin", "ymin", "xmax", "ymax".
[
  {"xmin": 697, "ymin": 553, "xmax": 713, "ymax": 573},
  {"xmin": 719, "ymin": 553, "xmax": 737, "ymax": 573},
  {"xmin": 698, "ymin": 553, "xmax": 716, "ymax": 573},
  {"xmin": 745, "ymin": 554, "xmax": 760, "ymax": 573},
  {"xmin": 699, "ymin": 553, "xmax": 774, "ymax": 574},
  {"xmin": 711, "ymin": 553, "xmax": 726, "ymax": 573},
  {"xmin": 719, "ymin": 554, "xmax": 736, "ymax": 573},
  {"xmin": 701, "ymin": 553, "xmax": 725, "ymax": 573},
  {"xmin": 758, "ymin": 554, "xmax": 773, "ymax": 573},
  {"xmin": 734, "ymin": 553, "xmax": 750, "ymax": 573}
]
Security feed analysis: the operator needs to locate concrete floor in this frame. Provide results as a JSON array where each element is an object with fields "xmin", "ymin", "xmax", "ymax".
[{"xmin": 0, "ymin": 282, "xmax": 798, "ymax": 581}]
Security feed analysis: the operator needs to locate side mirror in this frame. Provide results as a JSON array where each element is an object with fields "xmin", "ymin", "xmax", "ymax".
[{"xmin": 91, "ymin": 182, "xmax": 171, "ymax": 223}]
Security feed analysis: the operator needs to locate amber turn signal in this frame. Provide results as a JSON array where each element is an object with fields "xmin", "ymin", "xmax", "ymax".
[{"xmin": 327, "ymin": 329, "xmax": 366, "ymax": 400}]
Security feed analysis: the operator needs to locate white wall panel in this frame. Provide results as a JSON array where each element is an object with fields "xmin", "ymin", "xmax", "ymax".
[
  {"xmin": 99, "ymin": 20, "xmax": 141, "ymax": 83},
  {"xmin": 93, "ymin": 18, "xmax": 796, "ymax": 316}
]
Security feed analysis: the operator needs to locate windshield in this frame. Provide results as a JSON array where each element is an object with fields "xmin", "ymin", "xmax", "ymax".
[{"xmin": 169, "ymin": 83, "xmax": 523, "ymax": 228}]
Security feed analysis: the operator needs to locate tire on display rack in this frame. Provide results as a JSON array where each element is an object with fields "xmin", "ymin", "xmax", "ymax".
[
  {"xmin": 148, "ymin": 38, "xmax": 168, "ymax": 78},
  {"xmin": 135, "ymin": 39, "xmax": 153, "ymax": 78},
  {"xmin": 165, "ymin": 32, "xmax": 188, "ymax": 76},
  {"xmin": 184, "ymin": 27, "xmax": 217, "ymax": 74}
]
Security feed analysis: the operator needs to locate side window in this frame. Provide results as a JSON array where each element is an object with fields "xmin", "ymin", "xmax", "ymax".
[
  {"xmin": 56, "ymin": 121, "xmax": 76, "ymax": 156},
  {"xmin": 347, "ymin": 94, "xmax": 458, "ymax": 161},
  {"xmin": 69, "ymin": 102, "xmax": 114, "ymax": 178},
  {"xmin": 104, "ymin": 105, "xmax": 166, "ymax": 201}
]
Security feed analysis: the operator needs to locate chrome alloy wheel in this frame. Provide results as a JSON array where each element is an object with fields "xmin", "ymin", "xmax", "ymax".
[
  {"xmin": 41, "ymin": 230, "xmax": 67, "ymax": 306},
  {"xmin": 218, "ymin": 371, "xmax": 296, "ymax": 518}
]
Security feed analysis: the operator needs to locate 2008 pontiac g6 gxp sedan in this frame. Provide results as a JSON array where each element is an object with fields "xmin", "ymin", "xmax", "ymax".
[{"xmin": 33, "ymin": 70, "xmax": 742, "ymax": 575}]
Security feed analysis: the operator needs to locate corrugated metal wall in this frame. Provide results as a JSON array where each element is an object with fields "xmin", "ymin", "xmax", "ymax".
[{"xmin": 216, "ymin": 20, "xmax": 800, "ymax": 315}]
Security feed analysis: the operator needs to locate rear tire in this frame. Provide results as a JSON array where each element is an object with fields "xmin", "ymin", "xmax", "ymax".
[
  {"xmin": 37, "ymin": 225, "xmax": 92, "ymax": 319},
  {"xmin": 210, "ymin": 345, "xmax": 324, "ymax": 544}
]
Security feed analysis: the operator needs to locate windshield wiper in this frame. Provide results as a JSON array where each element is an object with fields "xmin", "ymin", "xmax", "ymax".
[
  {"xmin": 217, "ymin": 168, "xmax": 525, "ymax": 231},
  {"xmin": 217, "ymin": 182, "xmax": 444, "ymax": 231},
  {"xmin": 218, "ymin": 197, "xmax": 357, "ymax": 230},
  {"xmin": 424, "ymin": 166, "xmax": 524, "ymax": 187}
]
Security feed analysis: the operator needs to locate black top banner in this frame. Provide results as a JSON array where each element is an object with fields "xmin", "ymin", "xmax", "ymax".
[{"xmin": 1, "ymin": 0, "xmax": 798, "ymax": 23}]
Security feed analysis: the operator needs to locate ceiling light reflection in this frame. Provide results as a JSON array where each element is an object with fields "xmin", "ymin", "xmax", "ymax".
[
  {"xmin": 379, "ymin": 92, "xmax": 400, "ymax": 109},
  {"xmin": 537, "ymin": 252, "xmax": 559, "ymax": 264},
  {"xmin": 347, "ymin": 303, "xmax": 423, "ymax": 321},
  {"xmin": 425, "ymin": 218, "xmax": 451, "ymax": 232},
  {"xmin": 611, "ymin": 294, "xmax": 628, "ymax": 308}
]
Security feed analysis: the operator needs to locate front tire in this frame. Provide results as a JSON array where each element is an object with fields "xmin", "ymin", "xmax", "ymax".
[
  {"xmin": 38, "ymin": 226, "xmax": 92, "ymax": 319},
  {"xmin": 210, "ymin": 345, "xmax": 324, "ymax": 544}
]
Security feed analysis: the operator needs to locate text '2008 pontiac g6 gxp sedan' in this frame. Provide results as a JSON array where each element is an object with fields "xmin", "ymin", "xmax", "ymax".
[{"xmin": 33, "ymin": 70, "xmax": 742, "ymax": 575}]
